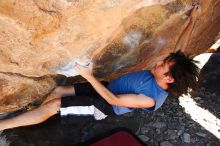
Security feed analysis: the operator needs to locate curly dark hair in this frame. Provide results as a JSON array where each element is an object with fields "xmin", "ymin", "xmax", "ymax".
[{"xmin": 165, "ymin": 51, "xmax": 199, "ymax": 96}]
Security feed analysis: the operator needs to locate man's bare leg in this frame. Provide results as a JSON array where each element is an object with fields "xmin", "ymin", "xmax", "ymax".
[
  {"xmin": 0, "ymin": 98, "xmax": 61, "ymax": 131},
  {"xmin": 0, "ymin": 85, "xmax": 75, "ymax": 131}
]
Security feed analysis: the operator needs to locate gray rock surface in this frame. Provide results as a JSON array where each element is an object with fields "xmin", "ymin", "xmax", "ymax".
[{"xmin": 160, "ymin": 141, "xmax": 174, "ymax": 146}]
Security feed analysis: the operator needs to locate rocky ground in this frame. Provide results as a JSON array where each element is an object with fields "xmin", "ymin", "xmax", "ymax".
[{"xmin": 0, "ymin": 53, "xmax": 220, "ymax": 146}]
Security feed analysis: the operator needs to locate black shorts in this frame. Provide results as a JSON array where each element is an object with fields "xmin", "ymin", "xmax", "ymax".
[{"xmin": 60, "ymin": 82, "xmax": 115, "ymax": 122}]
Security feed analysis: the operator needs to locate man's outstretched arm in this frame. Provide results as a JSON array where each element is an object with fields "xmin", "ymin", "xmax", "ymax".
[
  {"xmin": 76, "ymin": 63, "xmax": 155, "ymax": 108},
  {"xmin": 175, "ymin": 4, "xmax": 200, "ymax": 52}
]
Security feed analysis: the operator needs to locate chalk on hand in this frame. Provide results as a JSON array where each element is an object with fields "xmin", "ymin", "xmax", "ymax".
[
  {"xmin": 75, "ymin": 58, "xmax": 91, "ymax": 67},
  {"xmin": 55, "ymin": 58, "xmax": 92, "ymax": 77}
]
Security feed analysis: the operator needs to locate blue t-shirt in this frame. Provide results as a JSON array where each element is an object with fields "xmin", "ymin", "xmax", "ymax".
[{"xmin": 107, "ymin": 70, "xmax": 168, "ymax": 115}]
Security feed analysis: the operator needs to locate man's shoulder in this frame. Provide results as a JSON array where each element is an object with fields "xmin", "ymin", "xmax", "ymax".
[{"xmin": 122, "ymin": 70, "xmax": 152, "ymax": 78}]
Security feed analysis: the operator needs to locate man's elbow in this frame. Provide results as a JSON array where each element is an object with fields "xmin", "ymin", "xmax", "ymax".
[
  {"xmin": 150, "ymin": 99, "xmax": 156, "ymax": 108},
  {"xmin": 141, "ymin": 99, "xmax": 156, "ymax": 108}
]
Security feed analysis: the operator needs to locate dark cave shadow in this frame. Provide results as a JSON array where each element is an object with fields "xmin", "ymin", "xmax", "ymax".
[
  {"xmin": 4, "ymin": 113, "xmax": 146, "ymax": 146},
  {"xmin": 192, "ymin": 52, "xmax": 220, "ymax": 119}
]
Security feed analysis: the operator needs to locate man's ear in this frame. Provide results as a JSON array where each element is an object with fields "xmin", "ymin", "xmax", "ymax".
[{"xmin": 164, "ymin": 76, "xmax": 174, "ymax": 83}]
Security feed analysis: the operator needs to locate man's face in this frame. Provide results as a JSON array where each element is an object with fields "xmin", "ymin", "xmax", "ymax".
[{"xmin": 151, "ymin": 60, "xmax": 175, "ymax": 83}]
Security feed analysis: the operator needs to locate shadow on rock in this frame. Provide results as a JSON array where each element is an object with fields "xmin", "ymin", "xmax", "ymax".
[{"xmin": 194, "ymin": 53, "xmax": 220, "ymax": 119}]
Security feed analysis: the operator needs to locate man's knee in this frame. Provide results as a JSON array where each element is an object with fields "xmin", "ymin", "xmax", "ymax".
[
  {"xmin": 44, "ymin": 98, "xmax": 61, "ymax": 114},
  {"xmin": 54, "ymin": 86, "xmax": 75, "ymax": 97}
]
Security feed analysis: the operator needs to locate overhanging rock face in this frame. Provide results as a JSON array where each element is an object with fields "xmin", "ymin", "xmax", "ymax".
[{"xmin": 0, "ymin": 0, "xmax": 220, "ymax": 113}]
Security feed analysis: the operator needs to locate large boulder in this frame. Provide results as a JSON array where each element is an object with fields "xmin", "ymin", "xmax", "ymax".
[{"xmin": 0, "ymin": 0, "xmax": 220, "ymax": 113}]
